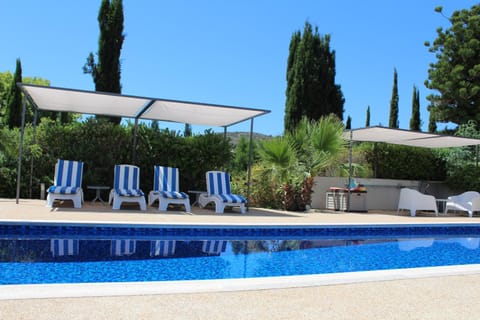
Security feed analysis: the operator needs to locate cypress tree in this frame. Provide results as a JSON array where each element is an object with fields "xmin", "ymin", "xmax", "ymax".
[
  {"xmin": 285, "ymin": 22, "xmax": 344, "ymax": 132},
  {"xmin": 284, "ymin": 31, "xmax": 302, "ymax": 132},
  {"xmin": 4, "ymin": 58, "xmax": 23, "ymax": 129},
  {"xmin": 345, "ymin": 115, "xmax": 351, "ymax": 129},
  {"xmin": 365, "ymin": 106, "xmax": 370, "ymax": 127},
  {"xmin": 410, "ymin": 85, "xmax": 421, "ymax": 131},
  {"xmin": 388, "ymin": 68, "xmax": 399, "ymax": 128},
  {"xmin": 84, "ymin": 0, "xmax": 125, "ymax": 124},
  {"xmin": 184, "ymin": 123, "xmax": 192, "ymax": 137}
]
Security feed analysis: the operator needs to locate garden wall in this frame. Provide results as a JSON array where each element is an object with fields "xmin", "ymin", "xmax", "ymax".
[{"xmin": 311, "ymin": 177, "xmax": 456, "ymax": 211}]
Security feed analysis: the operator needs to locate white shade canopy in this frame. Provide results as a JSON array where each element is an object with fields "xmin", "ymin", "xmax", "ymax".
[
  {"xmin": 18, "ymin": 83, "xmax": 270, "ymax": 127},
  {"xmin": 15, "ymin": 83, "xmax": 270, "ymax": 205},
  {"xmin": 345, "ymin": 126, "xmax": 480, "ymax": 148}
]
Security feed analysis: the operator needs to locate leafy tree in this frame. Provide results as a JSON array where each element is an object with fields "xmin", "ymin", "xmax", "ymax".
[
  {"xmin": 388, "ymin": 68, "xmax": 399, "ymax": 128},
  {"xmin": 231, "ymin": 136, "xmax": 258, "ymax": 173},
  {"xmin": 345, "ymin": 115, "xmax": 351, "ymax": 129},
  {"xmin": 410, "ymin": 85, "xmax": 421, "ymax": 131},
  {"xmin": 425, "ymin": 5, "xmax": 480, "ymax": 128},
  {"xmin": 440, "ymin": 120, "xmax": 480, "ymax": 190},
  {"xmin": 365, "ymin": 106, "xmax": 370, "ymax": 127},
  {"xmin": 4, "ymin": 59, "xmax": 23, "ymax": 129},
  {"xmin": 84, "ymin": 0, "xmax": 125, "ymax": 124},
  {"xmin": 284, "ymin": 21, "xmax": 344, "ymax": 132},
  {"xmin": 0, "ymin": 71, "xmax": 13, "ymax": 122}
]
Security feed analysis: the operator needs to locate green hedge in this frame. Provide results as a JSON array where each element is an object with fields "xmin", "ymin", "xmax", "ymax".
[
  {"xmin": 361, "ymin": 142, "xmax": 447, "ymax": 181},
  {"xmin": 1, "ymin": 118, "xmax": 232, "ymax": 199}
]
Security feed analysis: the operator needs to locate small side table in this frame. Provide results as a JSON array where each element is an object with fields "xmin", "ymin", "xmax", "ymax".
[
  {"xmin": 87, "ymin": 185, "xmax": 110, "ymax": 204},
  {"xmin": 188, "ymin": 190, "xmax": 206, "ymax": 206}
]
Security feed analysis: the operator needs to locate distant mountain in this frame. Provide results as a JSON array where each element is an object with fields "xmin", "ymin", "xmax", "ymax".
[{"xmin": 224, "ymin": 132, "xmax": 274, "ymax": 146}]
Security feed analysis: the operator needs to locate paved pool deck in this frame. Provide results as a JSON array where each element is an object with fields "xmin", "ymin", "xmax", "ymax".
[{"xmin": 1, "ymin": 198, "xmax": 480, "ymax": 319}]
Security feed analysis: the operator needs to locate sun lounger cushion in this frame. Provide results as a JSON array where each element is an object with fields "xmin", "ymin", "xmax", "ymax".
[
  {"xmin": 111, "ymin": 239, "xmax": 136, "ymax": 256},
  {"xmin": 148, "ymin": 166, "xmax": 190, "ymax": 212},
  {"xmin": 207, "ymin": 171, "xmax": 246, "ymax": 203},
  {"xmin": 202, "ymin": 240, "xmax": 227, "ymax": 254},
  {"xmin": 51, "ymin": 239, "xmax": 79, "ymax": 257},
  {"xmin": 150, "ymin": 240, "xmax": 176, "ymax": 257},
  {"xmin": 199, "ymin": 171, "xmax": 246, "ymax": 214},
  {"xmin": 110, "ymin": 164, "xmax": 146, "ymax": 210},
  {"xmin": 46, "ymin": 159, "xmax": 84, "ymax": 208},
  {"xmin": 114, "ymin": 165, "xmax": 144, "ymax": 196}
]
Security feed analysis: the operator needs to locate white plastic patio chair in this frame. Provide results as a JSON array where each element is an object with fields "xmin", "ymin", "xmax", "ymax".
[
  {"xmin": 46, "ymin": 159, "xmax": 84, "ymax": 208},
  {"xmin": 109, "ymin": 164, "xmax": 146, "ymax": 210},
  {"xmin": 198, "ymin": 171, "xmax": 246, "ymax": 214},
  {"xmin": 445, "ymin": 191, "xmax": 480, "ymax": 217},
  {"xmin": 147, "ymin": 166, "xmax": 190, "ymax": 212},
  {"xmin": 397, "ymin": 188, "xmax": 438, "ymax": 217}
]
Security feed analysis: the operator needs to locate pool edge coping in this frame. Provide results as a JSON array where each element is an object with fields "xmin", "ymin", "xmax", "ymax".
[{"xmin": 1, "ymin": 264, "xmax": 480, "ymax": 300}]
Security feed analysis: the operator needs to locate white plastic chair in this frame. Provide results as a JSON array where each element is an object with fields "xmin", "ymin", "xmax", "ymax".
[
  {"xmin": 397, "ymin": 188, "xmax": 438, "ymax": 217},
  {"xmin": 46, "ymin": 159, "xmax": 84, "ymax": 208},
  {"xmin": 446, "ymin": 191, "xmax": 480, "ymax": 218},
  {"xmin": 147, "ymin": 166, "xmax": 190, "ymax": 212},
  {"xmin": 109, "ymin": 164, "xmax": 146, "ymax": 210},
  {"xmin": 198, "ymin": 171, "xmax": 246, "ymax": 214}
]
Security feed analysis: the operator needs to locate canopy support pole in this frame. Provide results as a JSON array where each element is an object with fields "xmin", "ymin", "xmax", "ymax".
[
  {"xmin": 246, "ymin": 118, "xmax": 254, "ymax": 212},
  {"xmin": 132, "ymin": 99, "xmax": 156, "ymax": 164},
  {"xmin": 132, "ymin": 118, "xmax": 139, "ymax": 164},
  {"xmin": 15, "ymin": 96, "xmax": 27, "ymax": 204},
  {"xmin": 28, "ymin": 108, "xmax": 38, "ymax": 198},
  {"xmin": 347, "ymin": 129, "xmax": 353, "ymax": 211},
  {"xmin": 476, "ymin": 145, "xmax": 478, "ymax": 168}
]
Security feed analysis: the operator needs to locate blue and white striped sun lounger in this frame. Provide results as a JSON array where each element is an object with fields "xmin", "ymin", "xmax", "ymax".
[
  {"xmin": 46, "ymin": 159, "xmax": 84, "ymax": 208},
  {"xmin": 148, "ymin": 166, "xmax": 190, "ymax": 212},
  {"xmin": 199, "ymin": 171, "xmax": 246, "ymax": 214},
  {"xmin": 109, "ymin": 164, "xmax": 146, "ymax": 210},
  {"xmin": 50, "ymin": 239, "xmax": 79, "ymax": 257},
  {"xmin": 202, "ymin": 240, "xmax": 227, "ymax": 255},
  {"xmin": 150, "ymin": 240, "xmax": 176, "ymax": 257},
  {"xmin": 110, "ymin": 239, "xmax": 136, "ymax": 256}
]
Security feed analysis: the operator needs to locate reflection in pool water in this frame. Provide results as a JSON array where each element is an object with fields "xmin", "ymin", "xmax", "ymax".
[{"xmin": 1, "ymin": 236, "xmax": 480, "ymax": 285}]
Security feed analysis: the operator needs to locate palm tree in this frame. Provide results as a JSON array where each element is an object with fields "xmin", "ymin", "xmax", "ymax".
[
  {"xmin": 257, "ymin": 115, "xmax": 346, "ymax": 211},
  {"xmin": 257, "ymin": 136, "xmax": 302, "ymax": 209}
]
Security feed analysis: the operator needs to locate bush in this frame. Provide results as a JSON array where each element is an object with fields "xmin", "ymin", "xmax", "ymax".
[
  {"xmin": 0, "ymin": 118, "xmax": 233, "ymax": 199},
  {"xmin": 362, "ymin": 143, "xmax": 447, "ymax": 181}
]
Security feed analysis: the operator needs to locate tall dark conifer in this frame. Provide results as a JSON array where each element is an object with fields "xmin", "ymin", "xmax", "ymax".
[
  {"xmin": 389, "ymin": 68, "xmax": 399, "ymax": 128},
  {"xmin": 365, "ymin": 106, "xmax": 370, "ymax": 127},
  {"xmin": 410, "ymin": 85, "xmax": 421, "ymax": 131},
  {"xmin": 84, "ymin": 0, "xmax": 125, "ymax": 124},
  {"xmin": 5, "ymin": 59, "xmax": 23, "ymax": 129},
  {"xmin": 285, "ymin": 21, "xmax": 344, "ymax": 132},
  {"xmin": 345, "ymin": 116, "xmax": 351, "ymax": 129}
]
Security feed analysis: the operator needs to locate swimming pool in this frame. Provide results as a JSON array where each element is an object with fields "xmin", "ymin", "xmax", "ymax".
[{"xmin": 2, "ymin": 222, "xmax": 480, "ymax": 286}]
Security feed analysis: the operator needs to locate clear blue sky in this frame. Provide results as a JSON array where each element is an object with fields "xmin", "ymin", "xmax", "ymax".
[{"xmin": 0, "ymin": 0, "xmax": 477, "ymax": 135}]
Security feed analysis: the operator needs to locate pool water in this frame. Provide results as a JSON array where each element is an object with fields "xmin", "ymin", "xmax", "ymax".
[{"xmin": 1, "ymin": 235, "xmax": 480, "ymax": 285}]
